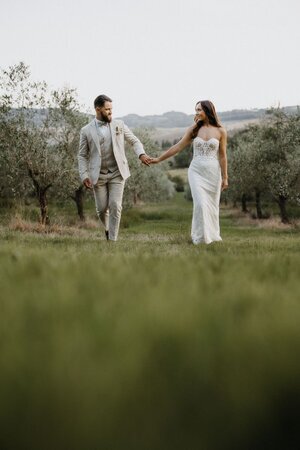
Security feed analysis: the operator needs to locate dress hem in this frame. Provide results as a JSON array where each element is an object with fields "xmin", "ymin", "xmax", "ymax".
[{"xmin": 192, "ymin": 237, "xmax": 222, "ymax": 245}]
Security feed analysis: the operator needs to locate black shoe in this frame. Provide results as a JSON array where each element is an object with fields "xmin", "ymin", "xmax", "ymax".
[{"xmin": 105, "ymin": 230, "xmax": 109, "ymax": 241}]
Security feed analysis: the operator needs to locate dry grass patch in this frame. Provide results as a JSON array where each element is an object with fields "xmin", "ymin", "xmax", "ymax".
[
  {"xmin": 8, "ymin": 215, "xmax": 100, "ymax": 237},
  {"xmin": 229, "ymin": 208, "xmax": 300, "ymax": 229}
]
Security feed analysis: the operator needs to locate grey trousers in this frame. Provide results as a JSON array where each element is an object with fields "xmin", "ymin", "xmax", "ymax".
[{"xmin": 93, "ymin": 171, "xmax": 125, "ymax": 241}]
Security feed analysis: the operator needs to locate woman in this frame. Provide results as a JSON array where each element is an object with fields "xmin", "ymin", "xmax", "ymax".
[{"xmin": 151, "ymin": 100, "xmax": 228, "ymax": 244}]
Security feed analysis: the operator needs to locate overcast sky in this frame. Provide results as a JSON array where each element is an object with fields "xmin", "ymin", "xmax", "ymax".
[{"xmin": 1, "ymin": 0, "xmax": 299, "ymax": 116}]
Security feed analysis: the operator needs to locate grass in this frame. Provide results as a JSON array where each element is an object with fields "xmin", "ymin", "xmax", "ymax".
[{"xmin": 0, "ymin": 193, "xmax": 300, "ymax": 450}]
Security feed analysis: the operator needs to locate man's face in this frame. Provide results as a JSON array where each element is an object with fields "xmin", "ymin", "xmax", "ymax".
[{"xmin": 96, "ymin": 101, "xmax": 113, "ymax": 122}]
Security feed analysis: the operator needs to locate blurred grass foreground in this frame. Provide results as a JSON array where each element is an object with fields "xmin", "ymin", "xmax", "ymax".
[{"xmin": 0, "ymin": 193, "xmax": 300, "ymax": 450}]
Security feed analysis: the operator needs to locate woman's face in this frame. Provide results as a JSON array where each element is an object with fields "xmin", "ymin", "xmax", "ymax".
[{"xmin": 195, "ymin": 103, "xmax": 206, "ymax": 121}]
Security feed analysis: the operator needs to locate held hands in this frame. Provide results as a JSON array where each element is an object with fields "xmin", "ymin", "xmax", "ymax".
[
  {"xmin": 139, "ymin": 154, "xmax": 152, "ymax": 166},
  {"xmin": 140, "ymin": 154, "xmax": 161, "ymax": 166}
]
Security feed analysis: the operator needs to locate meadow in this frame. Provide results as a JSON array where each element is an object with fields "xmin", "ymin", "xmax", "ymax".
[{"xmin": 0, "ymin": 193, "xmax": 300, "ymax": 450}]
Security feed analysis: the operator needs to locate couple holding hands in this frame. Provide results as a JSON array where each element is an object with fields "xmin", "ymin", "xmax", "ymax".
[{"xmin": 78, "ymin": 94, "xmax": 228, "ymax": 244}]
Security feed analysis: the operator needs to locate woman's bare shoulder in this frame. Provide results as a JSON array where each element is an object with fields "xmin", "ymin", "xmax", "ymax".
[
  {"xmin": 219, "ymin": 126, "xmax": 227, "ymax": 136},
  {"xmin": 181, "ymin": 124, "xmax": 195, "ymax": 139},
  {"xmin": 186, "ymin": 124, "xmax": 195, "ymax": 133}
]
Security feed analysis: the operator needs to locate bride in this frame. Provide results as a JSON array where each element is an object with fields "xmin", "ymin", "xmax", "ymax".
[{"xmin": 150, "ymin": 100, "xmax": 228, "ymax": 244}]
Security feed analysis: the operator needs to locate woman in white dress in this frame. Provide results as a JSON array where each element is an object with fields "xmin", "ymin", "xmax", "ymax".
[{"xmin": 151, "ymin": 100, "xmax": 228, "ymax": 244}]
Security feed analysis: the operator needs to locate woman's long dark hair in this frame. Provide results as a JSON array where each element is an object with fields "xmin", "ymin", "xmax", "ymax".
[{"xmin": 191, "ymin": 100, "xmax": 222, "ymax": 139}]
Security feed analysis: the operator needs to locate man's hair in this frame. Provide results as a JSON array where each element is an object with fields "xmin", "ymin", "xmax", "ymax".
[{"xmin": 94, "ymin": 95, "xmax": 112, "ymax": 108}]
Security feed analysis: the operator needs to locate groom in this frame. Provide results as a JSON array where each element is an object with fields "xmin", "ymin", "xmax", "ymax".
[{"xmin": 78, "ymin": 94, "xmax": 151, "ymax": 241}]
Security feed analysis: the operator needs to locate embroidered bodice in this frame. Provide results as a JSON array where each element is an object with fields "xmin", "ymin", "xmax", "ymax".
[{"xmin": 193, "ymin": 137, "xmax": 220, "ymax": 160}]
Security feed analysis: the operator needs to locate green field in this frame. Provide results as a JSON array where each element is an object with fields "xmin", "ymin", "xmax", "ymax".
[{"xmin": 1, "ymin": 193, "xmax": 300, "ymax": 450}]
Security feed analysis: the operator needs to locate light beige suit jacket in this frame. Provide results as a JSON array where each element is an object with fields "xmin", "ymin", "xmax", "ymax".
[{"xmin": 78, "ymin": 119, "xmax": 144, "ymax": 184}]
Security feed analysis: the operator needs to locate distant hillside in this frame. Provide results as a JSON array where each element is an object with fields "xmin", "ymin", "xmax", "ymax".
[
  {"xmin": 10, "ymin": 105, "xmax": 298, "ymax": 131},
  {"xmin": 118, "ymin": 106, "xmax": 298, "ymax": 129}
]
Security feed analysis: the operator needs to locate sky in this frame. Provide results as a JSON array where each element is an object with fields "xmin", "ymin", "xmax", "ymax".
[{"xmin": 1, "ymin": 0, "xmax": 299, "ymax": 117}]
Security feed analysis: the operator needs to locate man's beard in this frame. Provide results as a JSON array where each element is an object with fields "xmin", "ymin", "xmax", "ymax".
[{"xmin": 101, "ymin": 115, "xmax": 112, "ymax": 123}]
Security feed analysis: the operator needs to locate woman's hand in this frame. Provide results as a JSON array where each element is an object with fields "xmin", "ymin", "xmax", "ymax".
[
  {"xmin": 221, "ymin": 178, "xmax": 229, "ymax": 191},
  {"xmin": 150, "ymin": 157, "xmax": 160, "ymax": 164}
]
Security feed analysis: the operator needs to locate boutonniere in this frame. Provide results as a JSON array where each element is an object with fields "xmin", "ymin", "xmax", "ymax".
[{"xmin": 115, "ymin": 126, "xmax": 122, "ymax": 136}]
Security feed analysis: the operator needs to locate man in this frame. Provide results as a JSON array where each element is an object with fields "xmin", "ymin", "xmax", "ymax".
[{"xmin": 78, "ymin": 95, "xmax": 151, "ymax": 241}]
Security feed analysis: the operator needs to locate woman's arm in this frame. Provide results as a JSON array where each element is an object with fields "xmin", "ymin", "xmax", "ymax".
[
  {"xmin": 151, "ymin": 126, "xmax": 193, "ymax": 163},
  {"xmin": 219, "ymin": 127, "xmax": 228, "ymax": 191}
]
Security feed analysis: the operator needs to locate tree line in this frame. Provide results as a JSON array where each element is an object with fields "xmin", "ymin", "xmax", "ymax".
[
  {"xmin": 0, "ymin": 63, "xmax": 174, "ymax": 225},
  {"xmin": 227, "ymin": 109, "xmax": 300, "ymax": 223}
]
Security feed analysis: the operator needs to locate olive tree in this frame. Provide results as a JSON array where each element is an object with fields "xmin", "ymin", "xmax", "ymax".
[
  {"xmin": 259, "ymin": 110, "xmax": 300, "ymax": 223},
  {"xmin": 48, "ymin": 87, "xmax": 88, "ymax": 220},
  {"xmin": 228, "ymin": 109, "xmax": 300, "ymax": 223},
  {"xmin": 0, "ymin": 62, "xmax": 88, "ymax": 224},
  {"xmin": 0, "ymin": 62, "xmax": 60, "ymax": 224},
  {"xmin": 228, "ymin": 124, "xmax": 269, "ymax": 217}
]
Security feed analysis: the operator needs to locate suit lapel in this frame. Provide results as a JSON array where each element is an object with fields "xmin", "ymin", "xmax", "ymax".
[
  {"xmin": 110, "ymin": 120, "xmax": 118, "ymax": 156},
  {"xmin": 90, "ymin": 120, "xmax": 101, "ymax": 153}
]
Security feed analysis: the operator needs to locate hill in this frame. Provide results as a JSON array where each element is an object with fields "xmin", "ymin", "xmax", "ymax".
[
  {"xmin": 10, "ymin": 106, "xmax": 298, "ymax": 137},
  {"xmin": 117, "ymin": 105, "xmax": 298, "ymax": 129}
]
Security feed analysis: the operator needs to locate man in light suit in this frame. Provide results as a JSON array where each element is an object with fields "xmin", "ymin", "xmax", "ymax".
[{"xmin": 78, "ymin": 94, "xmax": 151, "ymax": 241}]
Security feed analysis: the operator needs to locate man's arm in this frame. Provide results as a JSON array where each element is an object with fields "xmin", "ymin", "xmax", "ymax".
[
  {"xmin": 78, "ymin": 129, "xmax": 92, "ymax": 188},
  {"xmin": 123, "ymin": 124, "xmax": 152, "ymax": 166}
]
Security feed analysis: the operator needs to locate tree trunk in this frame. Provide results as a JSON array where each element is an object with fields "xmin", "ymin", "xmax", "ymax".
[
  {"xmin": 278, "ymin": 195, "xmax": 290, "ymax": 224},
  {"xmin": 28, "ymin": 168, "xmax": 51, "ymax": 225},
  {"xmin": 73, "ymin": 186, "xmax": 85, "ymax": 221},
  {"xmin": 255, "ymin": 190, "xmax": 263, "ymax": 219},
  {"xmin": 39, "ymin": 188, "xmax": 50, "ymax": 226},
  {"xmin": 241, "ymin": 194, "xmax": 248, "ymax": 213}
]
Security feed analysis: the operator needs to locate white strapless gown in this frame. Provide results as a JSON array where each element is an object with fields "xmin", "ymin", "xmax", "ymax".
[{"xmin": 188, "ymin": 137, "xmax": 222, "ymax": 244}]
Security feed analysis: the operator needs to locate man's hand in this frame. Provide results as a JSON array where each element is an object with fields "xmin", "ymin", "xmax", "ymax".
[
  {"xmin": 83, "ymin": 177, "xmax": 93, "ymax": 189},
  {"xmin": 139, "ymin": 154, "xmax": 152, "ymax": 166}
]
